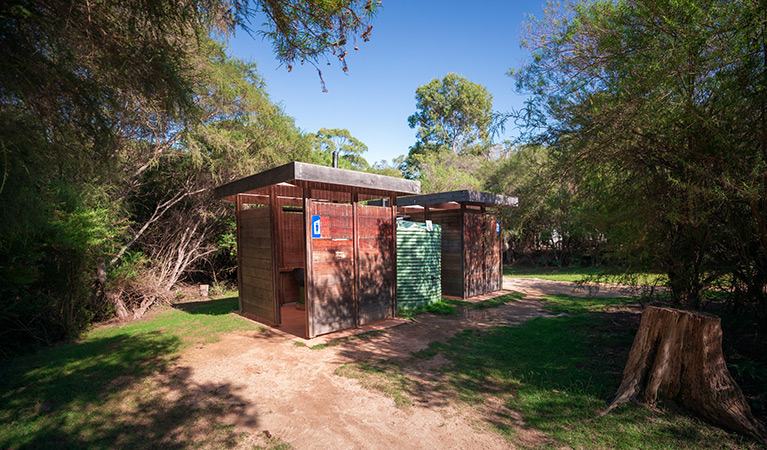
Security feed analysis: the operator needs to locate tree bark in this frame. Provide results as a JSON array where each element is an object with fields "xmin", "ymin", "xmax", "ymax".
[{"xmin": 603, "ymin": 305, "xmax": 766, "ymax": 444}]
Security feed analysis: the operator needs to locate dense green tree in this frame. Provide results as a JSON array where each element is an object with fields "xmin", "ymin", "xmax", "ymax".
[
  {"xmin": 513, "ymin": 0, "xmax": 767, "ymax": 316},
  {"xmin": 485, "ymin": 144, "xmax": 600, "ymax": 266},
  {"xmin": 418, "ymin": 150, "xmax": 486, "ymax": 194},
  {"xmin": 400, "ymin": 73, "xmax": 493, "ymax": 180},
  {"xmin": 408, "ymin": 73, "xmax": 493, "ymax": 155},
  {"xmin": 0, "ymin": 0, "xmax": 377, "ymax": 355},
  {"xmin": 1, "ymin": 0, "xmax": 379, "ymax": 123}
]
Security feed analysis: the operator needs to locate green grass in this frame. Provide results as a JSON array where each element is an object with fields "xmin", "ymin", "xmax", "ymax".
[
  {"xmin": 398, "ymin": 292, "xmax": 525, "ymax": 320},
  {"xmin": 541, "ymin": 294, "xmax": 639, "ymax": 314},
  {"xmin": 397, "ymin": 300, "xmax": 460, "ymax": 320},
  {"xmin": 503, "ymin": 265, "xmax": 605, "ymax": 282},
  {"xmin": 352, "ymin": 295, "xmax": 761, "ymax": 449},
  {"xmin": 335, "ymin": 360, "xmax": 414, "ymax": 408},
  {"xmin": 444, "ymin": 292, "xmax": 525, "ymax": 310},
  {"xmin": 0, "ymin": 296, "xmax": 261, "ymax": 450},
  {"xmin": 504, "ymin": 265, "xmax": 666, "ymax": 285}
]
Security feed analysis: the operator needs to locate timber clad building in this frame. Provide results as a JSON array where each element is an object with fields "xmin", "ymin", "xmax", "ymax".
[
  {"xmin": 215, "ymin": 163, "xmax": 517, "ymax": 338},
  {"xmin": 214, "ymin": 161, "xmax": 419, "ymax": 338},
  {"xmin": 397, "ymin": 190, "xmax": 518, "ymax": 299}
]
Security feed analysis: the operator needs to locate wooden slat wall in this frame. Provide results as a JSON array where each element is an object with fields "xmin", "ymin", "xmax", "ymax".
[
  {"xmin": 409, "ymin": 209, "xmax": 464, "ymax": 297},
  {"xmin": 278, "ymin": 203, "xmax": 304, "ymax": 269},
  {"xmin": 464, "ymin": 211, "xmax": 486, "ymax": 298},
  {"xmin": 485, "ymin": 216, "xmax": 503, "ymax": 292},
  {"xmin": 357, "ymin": 205, "xmax": 394, "ymax": 325},
  {"xmin": 411, "ymin": 208, "xmax": 503, "ymax": 298},
  {"xmin": 239, "ymin": 206, "xmax": 276, "ymax": 322},
  {"xmin": 309, "ymin": 202, "xmax": 355, "ymax": 336}
]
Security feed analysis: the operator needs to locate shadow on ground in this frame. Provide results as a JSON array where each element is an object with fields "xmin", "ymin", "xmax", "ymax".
[
  {"xmin": 173, "ymin": 296, "xmax": 240, "ymax": 315},
  {"xmin": 326, "ymin": 301, "xmax": 763, "ymax": 449},
  {"xmin": 0, "ymin": 329, "xmax": 257, "ymax": 449}
]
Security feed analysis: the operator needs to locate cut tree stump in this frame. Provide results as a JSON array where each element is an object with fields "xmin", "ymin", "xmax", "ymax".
[{"xmin": 603, "ymin": 305, "xmax": 766, "ymax": 443}]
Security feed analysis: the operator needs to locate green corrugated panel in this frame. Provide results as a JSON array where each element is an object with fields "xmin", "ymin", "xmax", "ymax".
[{"xmin": 396, "ymin": 220, "xmax": 442, "ymax": 309}]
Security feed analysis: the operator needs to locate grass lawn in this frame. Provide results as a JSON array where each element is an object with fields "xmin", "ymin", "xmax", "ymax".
[
  {"xmin": 397, "ymin": 292, "xmax": 526, "ymax": 320},
  {"xmin": 504, "ymin": 265, "xmax": 667, "ymax": 285},
  {"xmin": 3, "ymin": 291, "xmax": 762, "ymax": 449},
  {"xmin": 339, "ymin": 295, "xmax": 763, "ymax": 449},
  {"xmin": 0, "ymin": 296, "xmax": 263, "ymax": 450}
]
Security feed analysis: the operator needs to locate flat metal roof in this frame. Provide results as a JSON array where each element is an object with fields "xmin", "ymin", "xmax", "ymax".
[
  {"xmin": 396, "ymin": 190, "xmax": 518, "ymax": 207},
  {"xmin": 214, "ymin": 161, "xmax": 421, "ymax": 202}
]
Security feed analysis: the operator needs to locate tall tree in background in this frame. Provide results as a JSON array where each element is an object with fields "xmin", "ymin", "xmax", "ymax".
[
  {"xmin": 408, "ymin": 73, "xmax": 493, "ymax": 155},
  {"xmin": 485, "ymin": 145, "xmax": 597, "ymax": 267},
  {"xmin": 401, "ymin": 73, "xmax": 493, "ymax": 180},
  {"xmin": 513, "ymin": 0, "xmax": 767, "ymax": 317},
  {"xmin": 418, "ymin": 151, "xmax": 487, "ymax": 194}
]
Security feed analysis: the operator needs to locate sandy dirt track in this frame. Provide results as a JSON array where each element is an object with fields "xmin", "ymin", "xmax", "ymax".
[{"xmin": 170, "ymin": 278, "xmax": 634, "ymax": 449}]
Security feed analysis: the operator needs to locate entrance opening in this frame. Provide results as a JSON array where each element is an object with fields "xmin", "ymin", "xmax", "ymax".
[{"xmin": 278, "ymin": 303, "xmax": 307, "ymax": 339}]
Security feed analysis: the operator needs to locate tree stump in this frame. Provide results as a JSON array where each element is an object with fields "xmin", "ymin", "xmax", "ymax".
[{"xmin": 603, "ymin": 305, "xmax": 766, "ymax": 443}]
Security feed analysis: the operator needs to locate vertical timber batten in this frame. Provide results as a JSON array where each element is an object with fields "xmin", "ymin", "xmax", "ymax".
[
  {"xmin": 352, "ymin": 193, "xmax": 360, "ymax": 327},
  {"xmin": 236, "ymin": 194, "xmax": 243, "ymax": 312},
  {"xmin": 390, "ymin": 195, "xmax": 398, "ymax": 317},
  {"xmin": 269, "ymin": 186, "xmax": 281, "ymax": 324},
  {"xmin": 498, "ymin": 217, "xmax": 503, "ymax": 289},
  {"xmin": 460, "ymin": 203, "xmax": 466, "ymax": 299},
  {"xmin": 303, "ymin": 191, "xmax": 314, "ymax": 339},
  {"xmin": 481, "ymin": 205, "xmax": 487, "ymax": 292}
]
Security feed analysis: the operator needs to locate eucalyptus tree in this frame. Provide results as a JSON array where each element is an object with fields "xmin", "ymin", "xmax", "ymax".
[
  {"xmin": 408, "ymin": 73, "xmax": 494, "ymax": 156},
  {"xmin": 400, "ymin": 73, "xmax": 493, "ymax": 180}
]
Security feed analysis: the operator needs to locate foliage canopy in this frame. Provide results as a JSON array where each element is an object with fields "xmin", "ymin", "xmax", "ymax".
[
  {"xmin": 513, "ymin": 0, "xmax": 767, "ymax": 316},
  {"xmin": 0, "ymin": 0, "xmax": 377, "ymax": 356},
  {"xmin": 408, "ymin": 73, "xmax": 493, "ymax": 156}
]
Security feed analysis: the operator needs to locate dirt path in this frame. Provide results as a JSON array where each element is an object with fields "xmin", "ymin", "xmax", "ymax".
[
  {"xmin": 503, "ymin": 277, "xmax": 638, "ymax": 300},
  {"xmin": 170, "ymin": 278, "xmax": 632, "ymax": 449}
]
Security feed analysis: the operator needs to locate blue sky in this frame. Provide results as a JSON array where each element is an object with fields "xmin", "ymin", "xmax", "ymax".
[{"xmin": 228, "ymin": 1, "xmax": 545, "ymax": 165}]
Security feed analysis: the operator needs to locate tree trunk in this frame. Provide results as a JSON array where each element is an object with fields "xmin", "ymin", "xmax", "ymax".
[
  {"xmin": 603, "ymin": 305, "xmax": 766, "ymax": 444},
  {"xmin": 111, "ymin": 293, "xmax": 130, "ymax": 320}
]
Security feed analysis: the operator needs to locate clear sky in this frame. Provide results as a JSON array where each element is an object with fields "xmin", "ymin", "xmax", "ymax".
[{"xmin": 227, "ymin": 1, "xmax": 545, "ymax": 165}]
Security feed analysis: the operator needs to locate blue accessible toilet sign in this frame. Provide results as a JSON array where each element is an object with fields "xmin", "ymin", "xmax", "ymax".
[{"xmin": 312, "ymin": 215, "xmax": 322, "ymax": 238}]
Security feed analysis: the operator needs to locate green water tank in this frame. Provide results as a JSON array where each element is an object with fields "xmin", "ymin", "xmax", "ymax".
[{"xmin": 396, "ymin": 220, "xmax": 442, "ymax": 309}]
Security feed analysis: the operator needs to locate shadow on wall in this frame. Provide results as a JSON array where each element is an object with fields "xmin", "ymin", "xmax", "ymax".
[
  {"xmin": 0, "ymin": 329, "xmax": 258, "ymax": 449},
  {"xmin": 357, "ymin": 216, "xmax": 394, "ymax": 325},
  {"xmin": 310, "ymin": 206, "xmax": 394, "ymax": 336}
]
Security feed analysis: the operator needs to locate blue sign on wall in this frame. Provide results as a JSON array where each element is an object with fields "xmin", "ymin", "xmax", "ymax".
[
  {"xmin": 496, "ymin": 220, "xmax": 501, "ymax": 234},
  {"xmin": 311, "ymin": 215, "xmax": 322, "ymax": 238}
]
